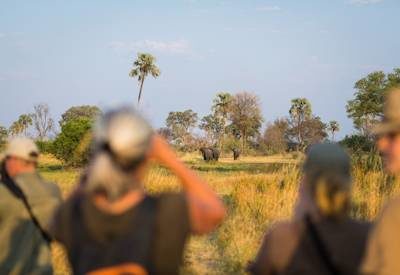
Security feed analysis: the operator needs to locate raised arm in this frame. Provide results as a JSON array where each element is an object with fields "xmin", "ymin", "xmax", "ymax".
[{"xmin": 148, "ymin": 135, "xmax": 226, "ymax": 234}]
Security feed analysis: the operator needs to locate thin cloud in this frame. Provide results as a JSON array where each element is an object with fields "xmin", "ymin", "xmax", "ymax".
[
  {"xmin": 0, "ymin": 33, "xmax": 5, "ymax": 39},
  {"xmin": 349, "ymin": 0, "xmax": 383, "ymax": 5},
  {"xmin": 109, "ymin": 39, "xmax": 191, "ymax": 55},
  {"xmin": 256, "ymin": 5, "xmax": 281, "ymax": 12}
]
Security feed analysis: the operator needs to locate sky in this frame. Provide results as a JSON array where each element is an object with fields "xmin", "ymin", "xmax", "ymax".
[{"xmin": 0, "ymin": 0, "xmax": 399, "ymax": 139}]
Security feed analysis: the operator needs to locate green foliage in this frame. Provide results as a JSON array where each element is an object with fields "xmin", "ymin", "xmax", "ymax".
[
  {"xmin": 52, "ymin": 118, "xmax": 93, "ymax": 166},
  {"xmin": 263, "ymin": 118, "xmax": 289, "ymax": 154},
  {"xmin": 59, "ymin": 105, "xmax": 101, "ymax": 127},
  {"xmin": 228, "ymin": 92, "xmax": 263, "ymax": 152},
  {"xmin": 166, "ymin": 109, "xmax": 198, "ymax": 149},
  {"xmin": 35, "ymin": 140, "xmax": 54, "ymax": 154},
  {"xmin": 287, "ymin": 99, "xmax": 327, "ymax": 150},
  {"xmin": 129, "ymin": 53, "xmax": 161, "ymax": 104},
  {"xmin": 340, "ymin": 134, "xmax": 374, "ymax": 153},
  {"xmin": 346, "ymin": 68, "xmax": 400, "ymax": 136},
  {"xmin": 9, "ymin": 113, "xmax": 33, "ymax": 136},
  {"xmin": 199, "ymin": 113, "xmax": 224, "ymax": 146}
]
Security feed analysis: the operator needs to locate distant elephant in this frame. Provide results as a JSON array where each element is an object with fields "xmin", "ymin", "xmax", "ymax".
[
  {"xmin": 211, "ymin": 148, "xmax": 220, "ymax": 161},
  {"xmin": 232, "ymin": 148, "xmax": 240, "ymax": 160},
  {"xmin": 200, "ymin": 147, "xmax": 214, "ymax": 161}
]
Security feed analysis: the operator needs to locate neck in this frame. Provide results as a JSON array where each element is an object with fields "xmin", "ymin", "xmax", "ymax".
[
  {"xmin": 11, "ymin": 167, "xmax": 36, "ymax": 178},
  {"xmin": 93, "ymin": 189, "xmax": 145, "ymax": 215}
]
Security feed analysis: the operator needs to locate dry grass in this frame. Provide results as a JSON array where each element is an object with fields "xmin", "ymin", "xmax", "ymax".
[{"xmin": 39, "ymin": 153, "xmax": 398, "ymax": 275}]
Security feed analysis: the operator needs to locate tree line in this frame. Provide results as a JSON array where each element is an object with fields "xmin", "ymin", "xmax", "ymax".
[{"xmin": 1, "ymin": 68, "xmax": 399, "ymax": 165}]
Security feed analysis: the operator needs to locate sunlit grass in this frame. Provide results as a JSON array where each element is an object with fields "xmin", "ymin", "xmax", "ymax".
[{"xmin": 39, "ymin": 153, "xmax": 396, "ymax": 275}]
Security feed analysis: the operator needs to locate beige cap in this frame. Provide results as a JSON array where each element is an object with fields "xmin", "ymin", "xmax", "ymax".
[
  {"xmin": 93, "ymin": 107, "xmax": 153, "ymax": 169},
  {"xmin": 373, "ymin": 87, "xmax": 400, "ymax": 135},
  {"xmin": 4, "ymin": 137, "xmax": 40, "ymax": 163}
]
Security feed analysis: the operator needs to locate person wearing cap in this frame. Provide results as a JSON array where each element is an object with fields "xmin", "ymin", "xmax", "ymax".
[
  {"xmin": 248, "ymin": 143, "xmax": 370, "ymax": 275},
  {"xmin": 50, "ymin": 107, "xmax": 226, "ymax": 275},
  {"xmin": 0, "ymin": 137, "xmax": 62, "ymax": 274},
  {"xmin": 361, "ymin": 87, "xmax": 400, "ymax": 275}
]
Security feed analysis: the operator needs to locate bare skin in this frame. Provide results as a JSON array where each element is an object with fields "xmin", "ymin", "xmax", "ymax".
[
  {"xmin": 377, "ymin": 132, "xmax": 400, "ymax": 174},
  {"xmin": 92, "ymin": 134, "xmax": 226, "ymax": 234},
  {"xmin": 5, "ymin": 156, "xmax": 36, "ymax": 178}
]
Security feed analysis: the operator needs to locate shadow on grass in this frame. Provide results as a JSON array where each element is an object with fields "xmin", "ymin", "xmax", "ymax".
[
  {"xmin": 186, "ymin": 162, "xmax": 294, "ymax": 174},
  {"xmin": 38, "ymin": 164, "xmax": 64, "ymax": 172}
]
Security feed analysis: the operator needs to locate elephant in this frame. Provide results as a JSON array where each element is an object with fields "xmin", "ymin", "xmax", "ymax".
[
  {"xmin": 200, "ymin": 147, "xmax": 214, "ymax": 161},
  {"xmin": 200, "ymin": 147, "xmax": 219, "ymax": 162},
  {"xmin": 211, "ymin": 148, "xmax": 220, "ymax": 161},
  {"xmin": 232, "ymin": 148, "xmax": 240, "ymax": 160}
]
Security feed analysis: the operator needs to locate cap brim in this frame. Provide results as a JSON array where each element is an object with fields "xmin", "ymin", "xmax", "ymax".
[{"xmin": 372, "ymin": 121, "xmax": 400, "ymax": 135}]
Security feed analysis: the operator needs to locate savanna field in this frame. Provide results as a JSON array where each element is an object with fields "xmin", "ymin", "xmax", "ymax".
[{"xmin": 39, "ymin": 152, "xmax": 400, "ymax": 275}]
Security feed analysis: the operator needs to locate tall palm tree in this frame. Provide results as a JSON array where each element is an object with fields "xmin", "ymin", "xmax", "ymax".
[
  {"xmin": 328, "ymin": 120, "xmax": 340, "ymax": 141},
  {"xmin": 129, "ymin": 53, "xmax": 161, "ymax": 104},
  {"xmin": 212, "ymin": 92, "xmax": 233, "ymax": 149},
  {"xmin": 18, "ymin": 114, "xmax": 33, "ymax": 136}
]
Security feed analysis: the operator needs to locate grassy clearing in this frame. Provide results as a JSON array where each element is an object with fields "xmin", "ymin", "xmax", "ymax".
[{"xmin": 40, "ymin": 153, "xmax": 399, "ymax": 274}]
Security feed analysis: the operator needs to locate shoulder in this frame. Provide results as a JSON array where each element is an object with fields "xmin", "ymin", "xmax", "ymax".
[
  {"xmin": 157, "ymin": 192, "xmax": 187, "ymax": 209},
  {"xmin": 152, "ymin": 192, "xmax": 190, "ymax": 231},
  {"xmin": 369, "ymin": 196, "xmax": 400, "ymax": 236},
  {"xmin": 249, "ymin": 220, "xmax": 303, "ymax": 275},
  {"xmin": 381, "ymin": 196, "xmax": 400, "ymax": 219},
  {"xmin": 50, "ymin": 193, "xmax": 83, "ymax": 242},
  {"xmin": 267, "ymin": 220, "xmax": 303, "ymax": 243}
]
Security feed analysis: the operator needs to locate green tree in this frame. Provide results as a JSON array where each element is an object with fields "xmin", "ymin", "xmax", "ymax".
[
  {"xmin": 9, "ymin": 121, "xmax": 23, "ymax": 136},
  {"xmin": 59, "ymin": 105, "xmax": 101, "ymax": 127},
  {"xmin": 346, "ymin": 68, "xmax": 400, "ymax": 137},
  {"xmin": 301, "ymin": 116, "xmax": 328, "ymax": 145},
  {"xmin": 129, "ymin": 53, "xmax": 161, "ymax": 104},
  {"xmin": 228, "ymin": 92, "xmax": 263, "ymax": 153},
  {"xmin": 288, "ymin": 98, "xmax": 312, "ymax": 149},
  {"xmin": 19, "ymin": 114, "xmax": 33, "ymax": 136},
  {"xmin": 9, "ymin": 114, "xmax": 33, "ymax": 136},
  {"xmin": 199, "ymin": 113, "xmax": 224, "ymax": 146},
  {"xmin": 166, "ymin": 109, "xmax": 198, "ymax": 149},
  {"xmin": 52, "ymin": 118, "xmax": 93, "ymax": 166},
  {"xmin": 263, "ymin": 118, "xmax": 289, "ymax": 154},
  {"xmin": 212, "ymin": 92, "xmax": 233, "ymax": 150},
  {"xmin": 327, "ymin": 120, "xmax": 340, "ymax": 141}
]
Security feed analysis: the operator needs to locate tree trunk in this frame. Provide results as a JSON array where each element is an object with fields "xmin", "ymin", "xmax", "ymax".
[{"xmin": 137, "ymin": 76, "xmax": 145, "ymax": 105}]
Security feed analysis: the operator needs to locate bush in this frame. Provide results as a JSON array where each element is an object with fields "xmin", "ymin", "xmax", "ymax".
[
  {"xmin": 36, "ymin": 140, "xmax": 54, "ymax": 154},
  {"xmin": 340, "ymin": 134, "xmax": 374, "ymax": 153},
  {"xmin": 52, "ymin": 118, "xmax": 93, "ymax": 166}
]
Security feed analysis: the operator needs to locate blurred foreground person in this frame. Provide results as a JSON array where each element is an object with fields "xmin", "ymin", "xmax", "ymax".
[
  {"xmin": 249, "ymin": 143, "xmax": 370, "ymax": 275},
  {"xmin": 0, "ymin": 137, "xmax": 62, "ymax": 275},
  {"xmin": 361, "ymin": 88, "xmax": 400, "ymax": 275},
  {"xmin": 51, "ymin": 107, "xmax": 225, "ymax": 275}
]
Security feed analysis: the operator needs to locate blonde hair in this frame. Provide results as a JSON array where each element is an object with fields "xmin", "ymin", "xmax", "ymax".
[{"xmin": 308, "ymin": 173, "xmax": 351, "ymax": 218}]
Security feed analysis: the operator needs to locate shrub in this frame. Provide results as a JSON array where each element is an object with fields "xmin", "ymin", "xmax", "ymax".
[
  {"xmin": 52, "ymin": 118, "xmax": 93, "ymax": 166},
  {"xmin": 340, "ymin": 134, "xmax": 374, "ymax": 153},
  {"xmin": 36, "ymin": 140, "xmax": 54, "ymax": 154}
]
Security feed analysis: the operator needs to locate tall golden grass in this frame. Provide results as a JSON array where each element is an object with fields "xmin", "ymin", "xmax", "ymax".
[{"xmin": 39, "ymin": 154, "xmax": 399, "ymax": 275}]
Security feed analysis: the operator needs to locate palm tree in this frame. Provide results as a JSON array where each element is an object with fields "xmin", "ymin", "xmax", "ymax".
[
  {"xmin": 328, "ymin": 120, "xmax": 340, "ymax": 141},
  {"xmin": 212, "ymin": 92, "xmax": 233, "ymax": 149},
  {"xmin": 9, "ymin": 114, "xmax": 33, "ymax": 136},
  {"xmin": 18, "ymin": 114, "xmax": 33, "ymax": 136},
  {"xmin": 129, "ymin": 53, "xmax": 161, "ymax": 104},
  {"xmin": 289, "ymin": 98, "xmax": 312, "ymax": 150}
]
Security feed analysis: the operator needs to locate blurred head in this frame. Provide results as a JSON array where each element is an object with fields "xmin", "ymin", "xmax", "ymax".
[
  {"xmin": 84, "ymin": 107, "xmax": 153, "ymax": 202},
  {"xmin": 303, "ymin": 143, "xmax": 351, "ymax": 218},
  {"xmin": 373, "ymin": 88, "xmax": 400, "ymax": 174},
  {"xmin": 3, "ymin": 137, "xmax": 39, "ymax": 178}
]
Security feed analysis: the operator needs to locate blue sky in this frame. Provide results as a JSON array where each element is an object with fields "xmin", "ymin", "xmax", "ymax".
[{"xmin": 0, "ymin": 0, "xmax": 399, "ymax": 138}]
